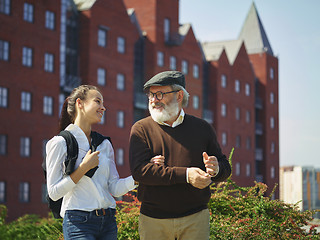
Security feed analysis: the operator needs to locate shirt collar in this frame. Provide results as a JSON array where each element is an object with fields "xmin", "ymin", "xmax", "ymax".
[{"xmin": 157, "ymin": 109, "xmax": 185, "ymax": 128}]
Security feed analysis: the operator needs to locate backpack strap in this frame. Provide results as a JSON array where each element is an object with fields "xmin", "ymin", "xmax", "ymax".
[
  {"xmin": 85, "ymin": 131, "xmax": 111, "ymax": 177},
  {"xmin": 58, "ymin": 130, "xmax": 78, "ymax": 176}
]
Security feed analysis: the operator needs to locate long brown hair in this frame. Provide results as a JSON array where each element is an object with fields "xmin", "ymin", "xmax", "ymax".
[{"xmin": 59, "ymin": 85, "xmax": 100, "ymax": 132}]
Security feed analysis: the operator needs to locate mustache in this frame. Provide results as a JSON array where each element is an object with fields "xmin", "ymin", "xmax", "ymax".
[{"xmin": 150, "ymin": 102, "xmax": 165, "ymax": 108}]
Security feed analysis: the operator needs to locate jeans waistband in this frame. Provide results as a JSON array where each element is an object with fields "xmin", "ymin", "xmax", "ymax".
[{"xmin": 66, "ymin": 208, "xmax": 116, "ymax": 217}]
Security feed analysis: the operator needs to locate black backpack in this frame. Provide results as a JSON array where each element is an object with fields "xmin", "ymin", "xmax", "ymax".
[{"xmin": 42, "ymin": 130, "xmax": 110, "ymax": 219}]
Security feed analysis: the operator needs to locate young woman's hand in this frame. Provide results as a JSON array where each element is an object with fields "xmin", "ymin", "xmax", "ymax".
[{"xmin": 81, "ymin": 149, "xmax": 100, "ymax": 171}]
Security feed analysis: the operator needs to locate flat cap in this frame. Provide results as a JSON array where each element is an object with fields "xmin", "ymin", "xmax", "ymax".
[{"xmin": 143, "ymin": 71, "xmax": 185, "ymax": 90}]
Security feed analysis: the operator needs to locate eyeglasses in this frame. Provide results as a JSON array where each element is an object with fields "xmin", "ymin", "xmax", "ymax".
[{"xmin": 146, "ymin": 90, "xmax": 179, "ymax": 101}]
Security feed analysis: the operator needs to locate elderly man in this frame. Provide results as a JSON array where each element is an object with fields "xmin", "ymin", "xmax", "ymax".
[{"xmin": 129, "ymin": 71, "xmax": 231, "ymax": 240}]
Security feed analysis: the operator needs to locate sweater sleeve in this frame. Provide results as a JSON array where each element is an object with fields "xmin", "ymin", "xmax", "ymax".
[{"xmin": 129, "ymin": 122, "xmax": 187, "ymax": 185}]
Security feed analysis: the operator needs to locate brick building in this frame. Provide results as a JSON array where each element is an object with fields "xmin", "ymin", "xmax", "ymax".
[{"xmin": 0, "ymin": 0, "xmax": 279, "ymax": 220}]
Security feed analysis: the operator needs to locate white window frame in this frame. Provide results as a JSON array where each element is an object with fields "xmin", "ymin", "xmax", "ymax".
[
  {"xmin": 169, "ymin": 56, "xmax": 176, "ymax": 70},
  {"xmin": 235, "ymin": 163, "xmax": 240, "ymax": 176},
  {"xmin": 98, "ymin": 28, "xmax": 107, "ymax": 47},
  {"xmin": 222, "ymin": 132, "xmax": 227, "ymax": 146},
  {"xmin": 0, "ymin": 181, "xmax": 5, "ymax": 203},
  {"xmin": 21, "ymin": 91, "xmax": 32, "ymax": 112},
  {"xmin": 20, "ymin": 137, "xmax": 31, "ymax": 157},
  {"xmin": 45, "ymin": 11, "xmax": 55, "ymax": 30},
  {"xmin": 270, "ymin": 68, "xmax": 274, "ymax": 79},
  {"xmin": 192, "ymin": 95, "xmax": 199, "ymax": 109},
  {"xmin": 246, "ymin": 137, "xmax": 251, "ymax": 150},
  {"xmin": 221, "ymin": 74, "xmax": 227, "ymax": 88},
  {"xmin": 117, "ymin": 37, "xmax": 125, "ymax": 54},
  {"xmin": 97, "ymin": 68, "xmax": 106, "ymax": 86},
  {"xmin": 235, "ymin": 79, "xmax": 240, "ymax": 93},
  {"xmin": 22, "ymin": 47, "xmax": 33, "ymax": 67},
  {"xmin": 116, "ymin": 148, "xmax": 124, "ymax": 166},
  {"xmin": 235, "ymin": 107, "xmax": 240, "ymax": 120},
  {"xmin": 245, "ymin": 83, "xmax": 250, "ymax": 96},
  {"xmin": 193, "ymin": 64, "xmax": 199, "ymax": 79},
  {"xmin": 270, "ymin": 92, "xmax": 274, "ymax": 104},
  {"xmin": 19, "ymin": 182, "xmax": 30, "ymax": 202},
  {"xmin": 117, "ymin": 111, "xmax": 124, "ymax": 128},
  {"xmin": 270, "ymin": 117, "xmax": 275, "ymax": 129},
  {"xmin": 271, "ymin": 142, "xmax": 275, "ymax": 154},
  {"xmin": 116, "ymin": 73, "xmax": 125, "ymax": 91},
  {"xmin": 0, "ymin": 0, "xmax": 10, "ymax": 15},
  {"xmin": 246, "ymin": 164, "xmax": 251, "ymax": 177},
  {"xmin": 157, "ymin": 51, "xmax": 164, "ymax": 67},
  {"xmin": 43, "ymin": 96, "xmax": 53, "ymax": 115},
  {"xmin": 0, "ymin": 40, "xmax": 9, "ymax": 61},
  {"xmin": 164, "ymin": 18, "xmax": 170, "ymax": 42},
  {"xmin": 236, "ymin": 135, "xmax": 241, "ymax": 148},
  {"xmin": 0, "ymin": 87, "xmax": 8, "ymax": 108},
  {"xmin": 271, "ymin": 166, "xmax": 275, "ymax": 179},
  {"xmin": 44, "ymin": 53, "xmax": 54, "ymax": 72},
  {"xmin": 23, "ymin": 3, "xmax": 34, "ymax": 23},
  {"xmin": 181, "ymin": 60, "xmax": 188, "ymax": 74},
  {"xmin": 246, "ymin": 110, "xmax": 250, "ymax": 123},
  {"xmin": 221, "ymin": 103, "xmax": 227, "ymax": 117}
]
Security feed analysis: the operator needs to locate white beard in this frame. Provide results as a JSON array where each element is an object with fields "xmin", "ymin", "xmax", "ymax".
[{"xmin": 149, "ymin": 98, "xmax": 180, "ymax": 123}]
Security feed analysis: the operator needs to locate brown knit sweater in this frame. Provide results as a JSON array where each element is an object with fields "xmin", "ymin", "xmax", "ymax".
[{"xmin": 129, "ymin": 114, "xmax": 231, "ymax": 218}]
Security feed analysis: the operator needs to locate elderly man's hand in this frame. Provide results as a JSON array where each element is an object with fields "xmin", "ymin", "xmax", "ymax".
[
  {"xmin": 187, "ymin": 167, "xmax": 212, "ymax": 189},
  {"xmin": 203, "ymin": 152, "xmax": 219, "ymax": 177}
]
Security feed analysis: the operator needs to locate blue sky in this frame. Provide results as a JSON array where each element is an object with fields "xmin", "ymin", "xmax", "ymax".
[{"xmin": 180, "ymin": 0, "xmax": 320, "ymax": 167}]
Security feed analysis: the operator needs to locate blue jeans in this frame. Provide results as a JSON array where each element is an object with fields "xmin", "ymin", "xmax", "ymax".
[{"xmin": 63, "ymin": 208, "xmax": 117, "ymax": 240}]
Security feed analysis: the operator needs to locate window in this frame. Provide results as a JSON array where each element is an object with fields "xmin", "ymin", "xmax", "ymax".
[
  {"xmin": 246, "ymin": 137, "xmax": 251, "ymax": 150},
  {"xmin": 42, "ymin": 183, "xmax": 47, "ymax": 203},
  {"xmin": 116, "ymin": 148, "xmax": 124, "ymax": 166},
  {"xmin": 235, "ymin": 80, "xmax": 240, "ymax": 93},
  {"xmin": 0, "ymin": 87, "xmax": 8, "ymax": 108},
  {"xmin": 22, "ymin": 47, "xmax": 33, "ymax": 67},
  {"xmin": 43, "ymin": 96, "xmax": 53, "ymax": 115},
  {"xmin": 0, "ymin": 40, "xmax": 9, "ymax": 61},
  {"xmin": 117, "ymin": 37, "xmax": 125, "ymax": 53},
  {"xmin": 116, "ymin": 73, "xmax": 125, "ymax": 91},
  {"xmin": 270, "ymin": 117, "xmax": 275, "ymax": 129},
  {"xmin": 235, "ymin": 163, "xmax": 240, "ymax": 176},
  {"xmin": 164, "ymin": 18, "xmax": 170, "ymax": 42},
  {"xmin": 21, "ymin": 91, "xmax": 32, "ymax": 112},
  {"xmin": 117, "ymin": 111, "xmax": 124, "ymax": 128},
  {"xmin": 271, "ymin": 166, "xmax": 275, "ymax": 179},
  {"xmin": 222, "ymin": 132, "xmax": 227, "ymax": 146},
  {"xmin": 0, "ymin": 0, "xmax": 10, "ymax": 15},
  {"xmin": 270, "ymin": 68, "xmax": 274, "ymax": 79},
  {"xmin": 157, "ymin": 51, "xmax": 164, "ymax": 67},
  {"xmin": 169, "ymin": 56, "xmax": 176, "ymax": 70},
  {"xmin": 221, "ymin": 103, "xmax": 227, "ymax": 117},
  {"xmin": 236, "ymin": 135, "xmax": 241, "ymax": 148},
  {"xmin": 245, "ymin": 83, "xmax": 250, "ymax": 96},
  {"xmin": 19, "ymin": 182, "xmax": 30, "ymax": 202},
  {"xmin": 44, "ymin": 53, "xmax": 54, "ymax": 72},
  {"xmin": 0, "ymin": 135, "xmax": 7, "ymax": 155},
  {"xmin": 270, "ymin": 92, "xmax": 274, "ymax": 104},
  {"xmin": 181, "ymin": 60, "xmax": 188, "ymax": 74},
  {"xmin": 97, "ymin": 68, "xmax": 106, "ymax": 86},
  {"xmin": 20, "ymin": 137, "xmax": 31, "ymax": 157},
  {"xmin": 246, "ymin": 110, "xmax": 250, "ymax": 123},
  {"xmin": 221, "ymin": 74, "xmax": 227, "ymax": 88},
  {"xmin": 45, "ymin": 11, "xmax": 55, "ymax": 30},
  {"xmin": 23, "ymin": 3, "xmax": 34, "ymax": 23},
  {"xmin": 271, "ymin": 142, "xmax": 275, "ymax": 154},
  {"xmin": 0, "ymin": 181, "xmax": 5, "ymax": 203},
  {"xmin": 235, "ymin": 107, "xmax": 240, "ymax": 120},
  {"xmin": 193, "ymin": 64, "xmax": 199, "ymax": 78},
  {"xmin": 246, "ymin": 164, "xmax": 251, "ymax": 177},
  {"xmin": 193, "ymin": 95, "xmax": 199, "ymax": 109},
  {"xmin": 98, "ymin": 28, "xmax": 107, "ymax": 47}
]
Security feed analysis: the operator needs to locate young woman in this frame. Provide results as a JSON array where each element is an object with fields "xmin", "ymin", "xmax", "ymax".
[{"xmin": 46, "ymin": 85, "xmax": 137, "ymax": 240}]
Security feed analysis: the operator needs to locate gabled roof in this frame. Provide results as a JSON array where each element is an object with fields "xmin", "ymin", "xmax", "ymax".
[
  {"xmin": 202, "ymin": 39, "xmax": 242, "ymax": 65},
  {"xmin": 238, "ymin": 2, "xmax": 273, "ymax": 55}
]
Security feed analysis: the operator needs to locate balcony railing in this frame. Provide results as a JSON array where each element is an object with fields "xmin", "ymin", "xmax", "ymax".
[
  {"xmin": 255, "ymin": 97, "xmax": 263, "ymax": 109},
  {"xmin": 134, "ymin": 92, "xmax": 148, "ymax": 109},
  {"xmin": 61, "ymin": 75, "xmax": 81, "ymax": 93},
  {"xmin": 203, "ymin": 109, "xmax": 214, "ymax": 124}
]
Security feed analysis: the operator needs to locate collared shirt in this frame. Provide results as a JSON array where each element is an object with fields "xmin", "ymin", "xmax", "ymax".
[
  {"xmin": 46, "ymin": 124, "xmax": 136, "ymax": 218},
  {"xmin": 156, "ymin": 109, "xmax": 185, "ymax": 128}
]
